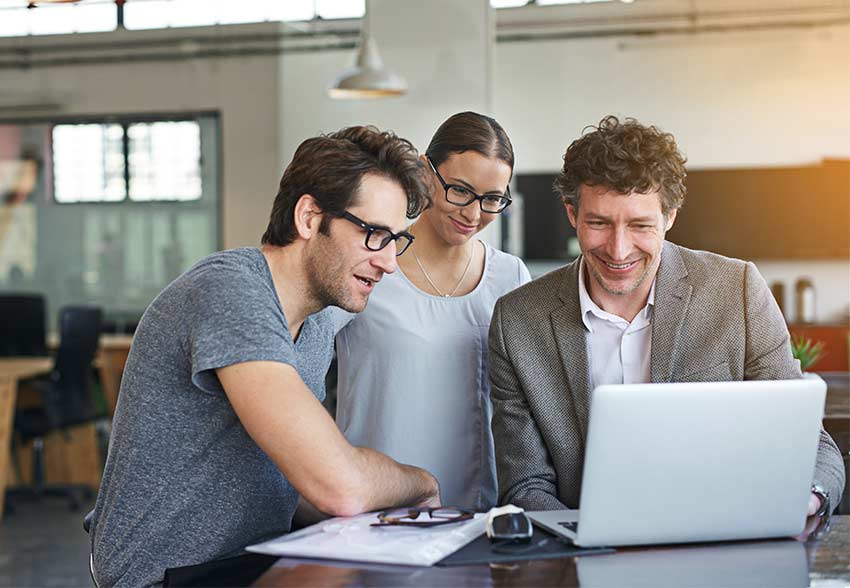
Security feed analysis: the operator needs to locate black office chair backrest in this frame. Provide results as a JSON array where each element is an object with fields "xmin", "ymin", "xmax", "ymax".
[
  {"xmin": 44, "ymin": 306, "xmax": 103, "ymax": 429},
  {"xmin": 0, "ymin": 293, "xmax": 47, "ymax": 356}
]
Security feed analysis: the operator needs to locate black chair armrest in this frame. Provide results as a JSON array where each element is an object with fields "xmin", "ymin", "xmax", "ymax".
[{"xmin": 83, "ymin": 509, "xmax": 94, "ymax": 534}]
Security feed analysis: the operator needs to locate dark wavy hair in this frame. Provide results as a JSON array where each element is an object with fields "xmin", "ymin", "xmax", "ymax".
[
  {"xmin": 554, "ymin": 115, "xmax": 687, "ymax": 217},
  {"xmin": 425, "ymin": 111, "xmax": 514, "ymax": 171},
  {"xmin": 262, "ymin": 125, "xmax": 431, "ymax": 246}
]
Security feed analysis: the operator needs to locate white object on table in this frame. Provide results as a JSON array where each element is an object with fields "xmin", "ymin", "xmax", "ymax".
[{"xmin": 247, "ymin": 511, "xmax": 486, "ymax": 566}]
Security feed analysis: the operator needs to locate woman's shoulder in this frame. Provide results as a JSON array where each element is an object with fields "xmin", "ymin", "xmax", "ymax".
[
  {"xmin": 334, "ymin": 271, "xmax": 412, "ymax": 334},
  {"xmin": 483, "ymin": 242, "xmax": 531, "ymax": 288},
  {"xmin": 484, "ymin": 242, "xmax": 520, "ymax": 264}
]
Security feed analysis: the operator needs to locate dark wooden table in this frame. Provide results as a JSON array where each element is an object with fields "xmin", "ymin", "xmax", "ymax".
[
  {"xmin": 251, "ymin": 516, "xmax": 850, "ymax": 587},
  {"xmin": 822, "ymin": 371, "xmax": 849, "ymax": 422}
]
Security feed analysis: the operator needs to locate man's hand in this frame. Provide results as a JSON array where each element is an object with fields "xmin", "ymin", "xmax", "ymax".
[
  {"xmin": 794, "ymin": 514, "xmax": 823, "ymax": 542},
  {"xmin": 792, "ymin": 493, "xmax": 829, "ymax": 542},
  {"xmin": 413, "ymin": 471, "xmax": 441, "ymax": 508},
  {"xmin": 418, "ymin": 494, "xmax": 442, "ymax": 509},
  {"xmin": 807, "ymin": 492, "xmax": 823, "ymax": 517}
]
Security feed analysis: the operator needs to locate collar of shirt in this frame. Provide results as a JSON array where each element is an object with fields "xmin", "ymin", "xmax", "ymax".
[{"xmin": 577, "ymin": 256, "xmax": 656, "ymax": 333}]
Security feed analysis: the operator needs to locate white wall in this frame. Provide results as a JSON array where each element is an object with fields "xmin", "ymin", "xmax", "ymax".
[
  {"xmin": 278, "ymin": 0, "xmax": 498, "ymax": 243},
  {"xmin": 492, "ymin": 23, "xmax": 850, "ymax": 321},
  {"xmin": 494, "ymin": 24, "xmax": 850, "ymax": 171},
  {"xmin": 280, "ymin": 0, "xmax": 491, "ymax": 163}
]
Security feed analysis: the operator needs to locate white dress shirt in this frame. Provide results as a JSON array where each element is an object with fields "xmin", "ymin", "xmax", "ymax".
[{"xmin": 578, "ymin": 258, "xmax": 655, "ymax": 391}]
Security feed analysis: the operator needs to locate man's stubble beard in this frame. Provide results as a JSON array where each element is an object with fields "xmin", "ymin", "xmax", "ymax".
[
  {"xmin": 304, "ymin": 236, "xmax": 364, "ymax": 314},
  {"xmin": 587, "ymin": 254, "xmax": 657, "ymax": 297}
]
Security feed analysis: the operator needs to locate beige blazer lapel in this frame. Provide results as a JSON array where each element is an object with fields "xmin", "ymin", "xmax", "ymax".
[
  {"xmin": 650, "ymin": 242, "xmax": 693, "ymax": 383},
  {"xmin": 550, "ymin": 259, "xmax": 592, "ymax": 440}
]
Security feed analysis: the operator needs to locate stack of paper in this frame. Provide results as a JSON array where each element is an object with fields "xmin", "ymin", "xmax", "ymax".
[{"xmin": 247, "ymin": 512, "xmax": 486, "ymax": 566}]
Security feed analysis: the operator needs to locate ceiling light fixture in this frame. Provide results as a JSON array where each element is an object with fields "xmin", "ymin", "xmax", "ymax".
[{"xmin": 327, "ymin": 0, "xmax": 407, "ymax": 99}]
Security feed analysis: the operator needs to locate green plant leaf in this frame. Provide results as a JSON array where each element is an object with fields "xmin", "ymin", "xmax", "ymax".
[{"xmin": 790, "ymin": 335, "xmax": 826, "ymax": 372}]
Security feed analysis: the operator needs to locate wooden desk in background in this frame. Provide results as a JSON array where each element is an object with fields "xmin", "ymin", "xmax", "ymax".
[
  {"xmin": 0, "ymin": 357, "xmax": 52, "ymax": 518},
  {"xmin": 9, "ymin": 334, "xmax": 135, "ymax": 499},
  {"xmin": 8, "ymin": 332, "xmax": 133, "ymax": 510},
  {"xmin": 95, "ymin": 334, "xmax": 133, "ymax": 415}
]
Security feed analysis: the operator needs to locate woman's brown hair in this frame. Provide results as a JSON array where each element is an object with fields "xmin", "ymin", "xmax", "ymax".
[{"xmin": 425, "ymin": 111, "xmax": 514, "ymax": 172}]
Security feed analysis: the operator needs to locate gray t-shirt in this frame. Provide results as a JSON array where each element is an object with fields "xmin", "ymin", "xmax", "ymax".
[{"xmin": 90, "ymin": 248, "xmax": 334, "ymax": 588}]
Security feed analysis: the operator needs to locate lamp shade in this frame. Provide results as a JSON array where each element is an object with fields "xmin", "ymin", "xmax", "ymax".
[{"xmin": 328, "ymin": 36, "xmax": 407, "ymax": 99}]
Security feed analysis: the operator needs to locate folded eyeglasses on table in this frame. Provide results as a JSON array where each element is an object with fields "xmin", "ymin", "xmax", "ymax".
[{"xmin": 371, "ymin": 507, "xmax": 474, "ymax": 527}]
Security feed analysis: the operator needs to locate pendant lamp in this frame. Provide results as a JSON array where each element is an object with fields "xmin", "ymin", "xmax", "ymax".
[{"xmin": 327, "ymin": 1, "xmax": 407, "ymax": 99}]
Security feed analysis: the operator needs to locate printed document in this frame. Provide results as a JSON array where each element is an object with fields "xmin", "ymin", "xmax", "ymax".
[{"xmin": 247, "ymin": 512, "xmax": 486, "ymax": 566}]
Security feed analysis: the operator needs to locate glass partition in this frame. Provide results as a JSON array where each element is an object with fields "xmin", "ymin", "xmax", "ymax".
[{"xmin": 0, "ymin": 113, "xmax": 220, "ymax": 332}]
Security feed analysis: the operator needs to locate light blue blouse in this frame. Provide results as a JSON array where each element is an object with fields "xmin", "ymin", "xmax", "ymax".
[{"xmin": 334, "ymin": 242, "xmax": 531, "ymax": 510}]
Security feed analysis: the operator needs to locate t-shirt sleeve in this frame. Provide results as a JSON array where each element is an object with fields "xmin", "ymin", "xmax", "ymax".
[{"xmin": 185, "ymin": 265, "xmax": 294, "ymax": 395}]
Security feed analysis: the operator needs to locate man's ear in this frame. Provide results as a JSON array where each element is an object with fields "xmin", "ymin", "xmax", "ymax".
[
  {"xmin": 293, "ymin": 194, "xmax": 323, "ymax": 240},
  {"xmin": 664, "ymin": 208, "xmax": 678, "ymax": 232},
  {"xmin": 565, "ymin": 200, "xmax": 578, "ymax": 229}
]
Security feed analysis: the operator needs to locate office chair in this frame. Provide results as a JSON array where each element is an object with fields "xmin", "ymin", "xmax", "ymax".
[
  {"xmin": 0, "ymin": 293, "xmax": 47, "ymax": 356},
  {"xmin": 10, "ymin": 306, "xmax": 103, "ymax": 511}
]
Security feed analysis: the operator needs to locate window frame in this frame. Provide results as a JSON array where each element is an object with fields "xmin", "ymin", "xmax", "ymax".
[
  {"xmin": 0, "ymin": 110, "xmax": 222, "ymax": 251},
  {"xmin": 46, "ymin": 112, "xmax": 210, "ymax": 206},
  {"xmin": 0, "ymin": 0, "xmax": 368, "ymax": 38}
]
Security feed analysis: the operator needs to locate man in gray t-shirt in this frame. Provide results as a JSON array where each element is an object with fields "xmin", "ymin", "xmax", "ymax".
[{"xmin": 90, "ymin": 126, "xmax": 439, "ymax": 587}]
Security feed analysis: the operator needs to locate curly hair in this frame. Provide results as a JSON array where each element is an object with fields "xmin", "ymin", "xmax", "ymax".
[
  {"xmin": 262, "ymin": 125, "xmax": 431, "ymax": 246},
  {"xmin": 554, "ymin": 115, "xmax": 687, "ymax": 217}
]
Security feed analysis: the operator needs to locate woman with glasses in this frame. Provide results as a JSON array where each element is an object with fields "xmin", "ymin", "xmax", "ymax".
[{"xmin": 334, "ymin": 112, "xmax": 530, "ymax": 511}]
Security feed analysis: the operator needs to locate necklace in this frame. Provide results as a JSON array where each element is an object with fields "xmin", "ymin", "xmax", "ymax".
[{"xmin": 413, "ymin": 243, "xmax": 475, "ymax": 298}]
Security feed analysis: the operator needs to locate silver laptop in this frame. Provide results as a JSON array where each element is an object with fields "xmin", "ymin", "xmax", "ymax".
[{"xmin": 528, "ymin": 377, "xmax": 826, "ymax": 547}]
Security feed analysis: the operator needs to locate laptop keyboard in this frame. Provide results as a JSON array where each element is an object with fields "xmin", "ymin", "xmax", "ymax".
[{"xmin": 558, "ymin": 521, "xmax": 579, "ymax": 532}]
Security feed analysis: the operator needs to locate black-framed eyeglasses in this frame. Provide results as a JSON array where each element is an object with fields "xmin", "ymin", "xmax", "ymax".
[
  {"xmin": 371, "ymin": 506, "xmax": 474, "ymax": 527},
  {"xmin": 333, "ymin": 210, "xmax": 414, "ymax": 256},
  {"xmin": 426, "ymin": 156, "xmax": 512, "ymax": 214}
]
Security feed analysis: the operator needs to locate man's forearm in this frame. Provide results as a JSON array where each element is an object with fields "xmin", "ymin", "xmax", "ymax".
[
  {"xmin": 350, "ymin": 446, "xmax": 440, "ymax": 512},
  {"xmin": 220, "ymin": 361, "xmax": 439, "ymax": 518}
]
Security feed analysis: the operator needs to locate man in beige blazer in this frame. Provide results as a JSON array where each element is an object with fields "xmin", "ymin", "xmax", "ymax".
[{"xmin": 489, "ymin": 116, "xmax": 844, "ymax": 517}]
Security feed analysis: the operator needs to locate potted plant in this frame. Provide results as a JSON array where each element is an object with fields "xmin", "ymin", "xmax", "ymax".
[{"xmin": 791, "ymin": 335, "xmax": 826, "ymax": 372}]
